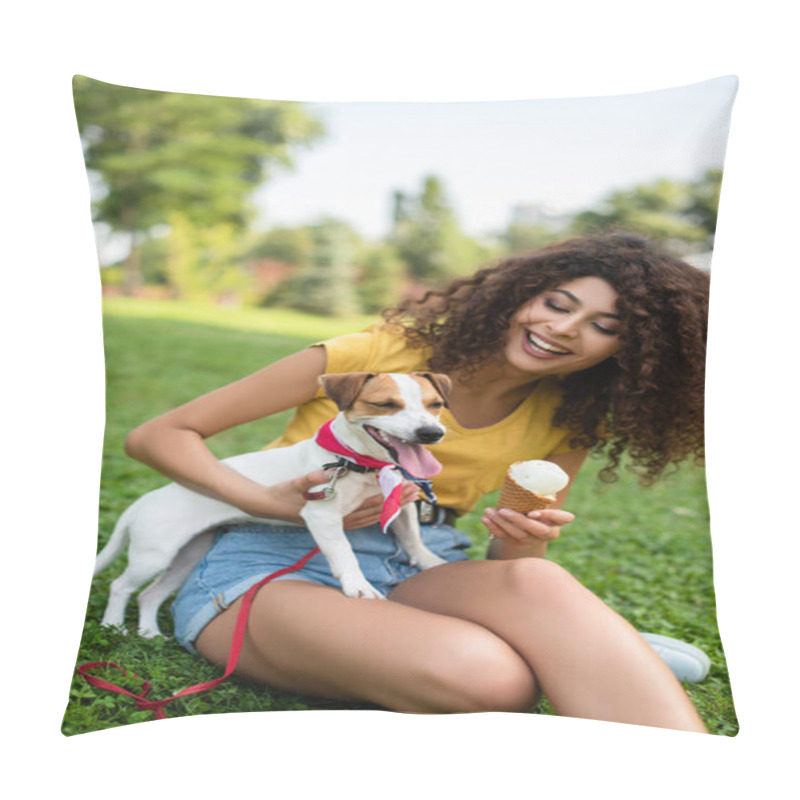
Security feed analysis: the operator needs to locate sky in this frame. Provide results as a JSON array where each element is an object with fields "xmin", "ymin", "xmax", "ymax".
[{"xmin": 253, "ymin": 76, "xmax": 738, "ymax": 240}]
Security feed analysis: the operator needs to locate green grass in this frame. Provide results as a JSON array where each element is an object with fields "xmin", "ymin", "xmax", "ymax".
[{"xmin": 63, "ymin": 298, "xmax": 738, "ymax": 736}]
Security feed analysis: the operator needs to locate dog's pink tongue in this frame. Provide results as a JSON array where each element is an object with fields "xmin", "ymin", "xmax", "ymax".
[{"xmin": 392, "ymin": 440, "xmax": 442, "ymax": 477}]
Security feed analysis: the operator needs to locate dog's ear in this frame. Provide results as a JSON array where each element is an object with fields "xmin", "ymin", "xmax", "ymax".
[
  {"xmin": 413, "ymin": 372, "xmax": 452, "ymax": 406},
  {"xmin": 319, "ymin": 373, "xmax": 377, "ymax": 410}
]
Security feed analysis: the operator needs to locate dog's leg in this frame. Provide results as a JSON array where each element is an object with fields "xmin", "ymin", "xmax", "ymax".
[
  {"xmin": 301, "ymin": 505, "xmax": 384, "ymax": 599},
  {"xmin": 101, "ymin": 541, "xmax": 187, "ymax": 632},
  {"xmin": 101, "ymin": 562, "xmax": 160, "ymax": 632},
  {"xmin": 390, "ymin": 504, "xmax": 448, "ymax": 570},
  {"xmin": 136, "ymin": 532, "xmax": 214, "ymax": 638}
]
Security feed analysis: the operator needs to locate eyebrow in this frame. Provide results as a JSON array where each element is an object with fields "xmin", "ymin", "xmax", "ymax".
[{"xmin": 552, "ymin": 289, "xmax": 621, "ymax": 319}]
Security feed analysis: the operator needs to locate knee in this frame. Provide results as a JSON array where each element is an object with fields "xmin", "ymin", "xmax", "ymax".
[
  {"xmin": 422, "ymin": 630, "xmax": 540, "ymax": 714},
  {"xmin": 500, "ymin": 556, "xmax": 578, "ymax": 604}
]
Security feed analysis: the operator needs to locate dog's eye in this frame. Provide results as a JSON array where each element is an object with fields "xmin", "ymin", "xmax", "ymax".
[
  {"xmin": 428, "ymin": 401, "xmax": 444, "ymax": 409},
  {"xmin": 370, "ymin": 401, "xmax": 400, "ymax": 409}
]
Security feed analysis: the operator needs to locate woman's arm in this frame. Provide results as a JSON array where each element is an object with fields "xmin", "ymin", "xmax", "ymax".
[
  {"xmin": 484, "ymin": 449, "xmax": 587, "ymax": 559},
  {"xmin": 125, "ymin": 346, "xmax": 331, "ymax": 522}
]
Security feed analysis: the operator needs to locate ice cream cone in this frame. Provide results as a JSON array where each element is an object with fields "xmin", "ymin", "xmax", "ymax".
[{"xmin": 497, "ymin": 473, "xmax": 555, "ymax": 513}]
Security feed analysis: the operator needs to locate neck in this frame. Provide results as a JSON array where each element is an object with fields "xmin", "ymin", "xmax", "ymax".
[
  {"xmin": 446, "ymin": 365, "xmax": 542, "ymax": 429},
  {"xmin": 454, "ymin": 360, "xmax": 541, "ymax": 399}
]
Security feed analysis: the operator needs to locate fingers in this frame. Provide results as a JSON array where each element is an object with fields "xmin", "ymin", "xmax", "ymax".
[
  {"xmin": 401, "ymin": 482, "xmax": 422, "ymax": 504},
  {"xmin": 253, "ymin": 469, "xmax": 333, "ymax": 521},
  {"xmin": 528, "ymin": 508, "xmax": 575, "ymax": 526},
  {"xmin": 289, "ymin": 472, "xmax": 426, "ymax": 535},
  {"xmin": 481, "ymin": 506, "xmax": 575, "ymax": 543},
  {"xmin": 294, "ymin": 469, "xmax": 333, "ymax": 490},
  {"xmin": 342, "ymin": 481, "xmax": 421, "ymax": 529}
]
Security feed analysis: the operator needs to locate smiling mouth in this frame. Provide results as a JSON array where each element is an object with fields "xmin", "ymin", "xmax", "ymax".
[{"xmin": 525, "ymin": 331, "xmax": 573, "ymax": 356}]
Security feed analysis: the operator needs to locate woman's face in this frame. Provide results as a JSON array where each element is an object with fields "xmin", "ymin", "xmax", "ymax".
[{"xmin": 504, "ymin": 276, "xmax": 623, "ymax": 378}]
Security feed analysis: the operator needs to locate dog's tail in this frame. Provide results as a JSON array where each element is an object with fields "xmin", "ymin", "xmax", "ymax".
[{"xmin": 93, "ymin": 504, "xmax": 135, "ymax": 576}]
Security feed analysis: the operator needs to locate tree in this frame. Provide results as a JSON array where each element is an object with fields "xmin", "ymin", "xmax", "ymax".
[
  {"xmin": 266, "ymin": 218, "xmax": 362, "ymax": 316},
  {"xmin": 569, "ymin": 175, "xmax": 720, "ymax": 252},
  {"xmin": 245, "ymin": 225, "xmax": 315, "ymax": 265},
  {"xmin": 73, "ymin": 76, "xmax": 324, "ymax": 292},
  {"xmin": 684, "ymin": 169, "xmax": 723, "ymax": 238},
  {"xmin": 391, "ymin": 175, "xmax": 485, "ymax": 283},
  {"xmin": 501, "ymin": 222, "xmax": 561, "ymax": 255},
  {"xmin": 355, "ymin": 244, "xmax": 406, "ymax": 314}
]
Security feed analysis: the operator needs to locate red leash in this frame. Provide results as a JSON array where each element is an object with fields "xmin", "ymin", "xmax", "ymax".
[{"xmin": 77, "ymin": 546, "xmax": 320, "ymax": 720}]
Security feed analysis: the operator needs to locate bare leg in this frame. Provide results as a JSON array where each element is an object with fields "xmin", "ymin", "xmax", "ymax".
[
  {"xmin": 195, "ymin": 579, "xmax": 539, "ymax": 714},
  {"xmin": 390, "ymin": 558, "xmax": 708, "ymax": 732}
]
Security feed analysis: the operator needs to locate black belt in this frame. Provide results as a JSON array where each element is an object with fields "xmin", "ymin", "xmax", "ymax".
[{"xmin": 416, "ymin": 499, "xmax": 458, "ymax": 527}]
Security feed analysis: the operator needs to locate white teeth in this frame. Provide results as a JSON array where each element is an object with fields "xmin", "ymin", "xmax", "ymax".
[
  {"xmin": 367, "ymin": 426, "xmax": 391, "ymax": 444},
  {"xmin": 526, "ymin": 331, "xmax": 571, "ymax": 355}
]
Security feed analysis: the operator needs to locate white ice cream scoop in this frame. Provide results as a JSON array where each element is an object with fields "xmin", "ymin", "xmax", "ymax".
[{"xmin": 507, "ymin": 460, "xmax": 569, "ymax": 496}]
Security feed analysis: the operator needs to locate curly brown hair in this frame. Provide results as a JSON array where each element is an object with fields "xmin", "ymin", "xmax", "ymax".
[{"xmin": 383, "ymin": 233, "xmax": 710, "ymax": 484}]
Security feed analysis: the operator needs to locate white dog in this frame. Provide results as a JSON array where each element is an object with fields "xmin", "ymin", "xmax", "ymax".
[{"xmin": 94, "ymin": 371, "xmax": 451, "ymax": 638}]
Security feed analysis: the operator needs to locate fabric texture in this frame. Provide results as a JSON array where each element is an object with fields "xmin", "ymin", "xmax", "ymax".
[{"xmin": 267, "ymin": 324, "xmax": 581, "ymax": 516}]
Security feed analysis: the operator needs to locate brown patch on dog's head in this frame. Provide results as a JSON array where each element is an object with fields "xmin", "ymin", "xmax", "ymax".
[
  {"xmin": 411, "ymin": 372, "xmax": 452, "ymax": 407},
  {"xmin": 345, "ymin": 374, "xmax": 409, "ymax": 419},
  {"xmin": 319, "ymin": 372, "xmax": 377, "ymax": 411}
]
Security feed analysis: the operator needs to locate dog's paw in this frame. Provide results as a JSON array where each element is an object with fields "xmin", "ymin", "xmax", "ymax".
[
  {"xmin": 137, "ymin": 627, "xmax": 165, "ymax": 639},
  {"xmin": 340, "ymin": 578, "xmax": 385, "ymax": 600},
  {"xmin": 412, "ymin": 551, "xmax": 448, "ymax": 570},
  {"xmin": 100, "ymin": 620, "xmax": 129, "ymax": 635}
]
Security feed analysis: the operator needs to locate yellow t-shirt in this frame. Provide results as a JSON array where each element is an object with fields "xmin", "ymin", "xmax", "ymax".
[{"xmin": 267, "ymin": 325, "xmax": 580, "ymax": 516}]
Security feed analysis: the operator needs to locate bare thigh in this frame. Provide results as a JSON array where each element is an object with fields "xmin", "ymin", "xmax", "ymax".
[{"xmin": 194, "ymin": 578, "xmax": 539, "ymax": 714}]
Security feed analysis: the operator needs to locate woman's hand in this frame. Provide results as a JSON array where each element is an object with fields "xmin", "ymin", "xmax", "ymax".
[
  {"xmin": 243, "ymin": 472, "xmax": 420, "ymax": 529},
  {"xmin": 482, "ymin": 506, "xmax": 575, "ymax": 545},
  {"xmin": 241, "ymin": 469, "xmax": 334, "ymax": 524},
  {"xmin": 342, "ymin": 480, "xmax": 421, "ymax": 530},
  {"xmin": 247, "ymin": 472, "xmax": 422, "ymax": 529},
  {"xmin": 482, "ymin": 452, "xmax": 585, "ymax": 559}
]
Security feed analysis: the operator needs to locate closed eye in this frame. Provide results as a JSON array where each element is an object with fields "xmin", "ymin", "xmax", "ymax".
[
  {"xmin": 592, "ymin": 322, "xmax": 619, "ymax": 336},
  {"xmin": 369, "ymin": 401, "xmax": 401, "ymax": 409},
  {"xmin": 547, "ymin": 298, "xmax": 618, "ymax": 336}
]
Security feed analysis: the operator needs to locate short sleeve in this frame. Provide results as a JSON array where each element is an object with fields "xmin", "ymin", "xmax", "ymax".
[
  {"xmin": 312, "ymin": 325, "xmax": 430, "ymax": 399},
  {"xmin": 316, "ymin": 330, "xmax": 382, "ymax": 376}
]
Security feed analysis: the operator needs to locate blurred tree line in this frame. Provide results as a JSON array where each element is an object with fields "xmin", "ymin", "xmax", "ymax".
[{"xmin": 75, "ymin": 77, "xmax": 723, "ymax": 317}]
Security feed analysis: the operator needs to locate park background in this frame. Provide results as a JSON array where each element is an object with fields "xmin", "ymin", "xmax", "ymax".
[
  {"xmin": 80, "ymin": 76, "xmax": 732, "ymax": 314},
  {"xmin": 5, "ymin": 1, "xmax": 798, "ymax": 796}
]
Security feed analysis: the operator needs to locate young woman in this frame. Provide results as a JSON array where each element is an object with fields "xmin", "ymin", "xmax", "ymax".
[{"xmin": 124, "ymin": 232, "xmax": 710, "ymax": 732}]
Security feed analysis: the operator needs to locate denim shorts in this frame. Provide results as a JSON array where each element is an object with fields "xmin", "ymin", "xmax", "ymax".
[{"xmin": 171, "ymin": 521, "xmax": 472, "ymax": 654}]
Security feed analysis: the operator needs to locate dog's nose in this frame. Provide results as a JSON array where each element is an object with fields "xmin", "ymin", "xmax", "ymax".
[{"xmin": 414, "ymin": 426, "xmax": 444, "ymax": 444}]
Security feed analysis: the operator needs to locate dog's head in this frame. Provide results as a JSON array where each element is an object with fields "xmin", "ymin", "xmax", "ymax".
[{"xmin": 319, "ymin": 372, "xmax": 451, "ymax": 475}]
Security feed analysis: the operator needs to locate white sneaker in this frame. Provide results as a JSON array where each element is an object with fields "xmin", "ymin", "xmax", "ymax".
[{"xmin": 640, "ymin": 633, "xmax": 711, "ymax": 683}]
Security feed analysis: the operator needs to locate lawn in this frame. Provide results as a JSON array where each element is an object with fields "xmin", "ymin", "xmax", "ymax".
[{"xmin": 62, "ymin": 297, "xmax": 738, "ymax": 736}]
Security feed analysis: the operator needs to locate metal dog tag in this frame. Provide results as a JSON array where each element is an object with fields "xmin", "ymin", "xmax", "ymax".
[{"xmin": 320, "ymin": 464, "xmax": 348, "ymax": 499}]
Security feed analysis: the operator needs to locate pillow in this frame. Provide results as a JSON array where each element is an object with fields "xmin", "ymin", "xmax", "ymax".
[{"xmin": 64, "ymin": 75, "xmax": 738, "ymax": 736}]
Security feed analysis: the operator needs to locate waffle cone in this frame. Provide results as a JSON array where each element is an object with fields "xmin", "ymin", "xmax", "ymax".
[{"xmin": 497, "ymin": 474, "xmax": 555, "ymax": 513}]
